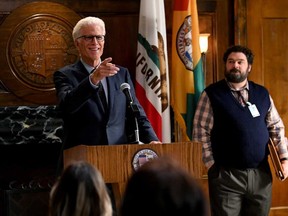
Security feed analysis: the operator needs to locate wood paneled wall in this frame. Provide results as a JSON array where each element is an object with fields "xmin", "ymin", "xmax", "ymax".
[
  {"xmin": 1, "ymin": 0, "xmax": 288, "ymax": 215},
  {"xmin": 237, "ymin": 0, "xmax": 288, "ymax": 214}
]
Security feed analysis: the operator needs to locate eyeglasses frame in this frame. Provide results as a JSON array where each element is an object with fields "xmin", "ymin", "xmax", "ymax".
[{"xmin": 77, "ymin": 35, "xmax": 105, "ymax": 42}]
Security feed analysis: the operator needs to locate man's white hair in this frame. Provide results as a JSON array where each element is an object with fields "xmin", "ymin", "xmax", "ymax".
[{"xmin": 72, "ymin": 16, "xmax": 106, "ymax": 41}]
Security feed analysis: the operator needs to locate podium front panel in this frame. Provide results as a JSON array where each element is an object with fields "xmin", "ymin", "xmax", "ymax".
[{"xmin": 63, "ymin": 142, "xmax": 202, "ymax": 183}]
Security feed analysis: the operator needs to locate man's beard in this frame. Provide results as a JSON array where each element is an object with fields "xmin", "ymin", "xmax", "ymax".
[{"xmin": 225, "ymin": 68, "xmax": 249, "ymax": 83}]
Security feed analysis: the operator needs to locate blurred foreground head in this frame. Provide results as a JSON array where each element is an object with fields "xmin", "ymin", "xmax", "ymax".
[
  {"xmin": 49, "ymin": 161, "xmax": 112, "ymax": 216},
  {"xmin": 120, "ymin": 157, "xmax": 208, "ymax": 216}
]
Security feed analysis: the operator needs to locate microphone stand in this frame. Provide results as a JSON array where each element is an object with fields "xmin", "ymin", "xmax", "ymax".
[{"xmin": 129, "ymin": 103, "xmax": 141, "ymax": 144}]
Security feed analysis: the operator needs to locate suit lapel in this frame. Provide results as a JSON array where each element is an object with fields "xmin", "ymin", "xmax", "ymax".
[{"xmin": 106, "ymin": 76, "xmax": 118, "ymax": 114}]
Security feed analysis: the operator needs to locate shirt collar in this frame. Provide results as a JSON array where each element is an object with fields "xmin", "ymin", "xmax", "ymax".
[
  {"xmin": 226, "ymin": 79, "xmax": 249, "ymax": 91},
  {"xmin": 80, "ymin": 58, "xmax": 101, "ymax": 73}
]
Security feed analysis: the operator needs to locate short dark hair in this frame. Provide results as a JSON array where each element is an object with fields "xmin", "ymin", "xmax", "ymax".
[
  {"xmin": 223, "ymin": 45, "xmax": 254, "ymax": 64},
  {"xmin": 121, "ymin": 157, "xmax": 208, "ymax": 216}
]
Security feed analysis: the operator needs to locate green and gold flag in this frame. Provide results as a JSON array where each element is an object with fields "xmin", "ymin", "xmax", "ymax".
[{"xmin": 171, "ymin": 0, "xmax": 205, "ymax": 141}]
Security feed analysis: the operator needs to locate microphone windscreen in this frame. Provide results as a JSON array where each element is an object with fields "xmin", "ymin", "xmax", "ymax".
[{"xmin": 120, "ymin": 83, "xmax": 130, "ymax": 91}]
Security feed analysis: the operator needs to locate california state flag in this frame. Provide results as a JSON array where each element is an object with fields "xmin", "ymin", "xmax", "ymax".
[{"xmin": 135, "ymin": 0, "xmax": 171, "ymax": 143}]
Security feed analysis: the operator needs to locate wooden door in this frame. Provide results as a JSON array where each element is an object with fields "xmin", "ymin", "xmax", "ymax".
[{"xmin": 246, "ymin": 0, "xmax": 288, "ymax": 215}]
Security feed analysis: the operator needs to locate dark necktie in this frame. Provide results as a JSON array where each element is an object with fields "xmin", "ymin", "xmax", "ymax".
[
  {"xmin": 98, "ymin": 81, "xmax": 108, "ymax": 111},
  {"xmin": 235, "ymin": 90, "xmax": 246, "ymax": 107}
]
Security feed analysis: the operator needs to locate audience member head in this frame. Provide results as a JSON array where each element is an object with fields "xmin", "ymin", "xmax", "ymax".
[
  {"xmin": 120, "ymin": 157, "xmax": 208, "ymax": 216},
  {"xmin": 49, "ymin": 161, "xmax": 112, "ymax": 216}
]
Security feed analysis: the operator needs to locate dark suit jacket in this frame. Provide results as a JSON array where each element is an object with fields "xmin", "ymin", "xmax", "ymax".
[{"xmin": 54, "ymin": 60, "xmax": 159, "ymax": 149}]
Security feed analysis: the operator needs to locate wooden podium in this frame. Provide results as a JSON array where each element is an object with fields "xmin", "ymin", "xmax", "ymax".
[{"xmin": 63, "ymin": 142, "xmax": 202, "ymax": 210}]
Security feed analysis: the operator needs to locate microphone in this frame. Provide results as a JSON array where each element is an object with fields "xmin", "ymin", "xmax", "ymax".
[
  {"xmin": 120, "ymin": 83, "xmax": 133, "ymax": 104},
  {"xmin": 120, "ymin": 82, "xmax": 140, "ymax": 144}
]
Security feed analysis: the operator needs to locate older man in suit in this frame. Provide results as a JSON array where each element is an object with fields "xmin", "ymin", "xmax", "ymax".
[{"xmin": 54, "ymin": 16, "xmax": 160, "ymax": 150}]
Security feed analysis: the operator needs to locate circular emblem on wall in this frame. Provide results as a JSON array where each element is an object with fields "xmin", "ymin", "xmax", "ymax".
[
  {"xmin": 7, "ymin": 15, "xmax": 77, "ymax": 90},
  {"xmin": 0, "ymin": 2, "xmax": 81, "ymax": 104},
  {"xmin": 176, "ymin": 15, "xmax": 193, "ymax": 71},
  {"xmin": 132, "ymin": 148, "xmax": 158, "ymax": 171}
]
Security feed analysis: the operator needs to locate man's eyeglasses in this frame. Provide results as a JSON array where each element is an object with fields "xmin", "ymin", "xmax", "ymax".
[{"xmin": 77, "ymin": 35, "xmax": 105, "ymax": 42}]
